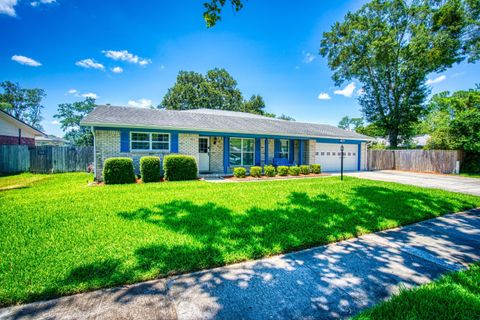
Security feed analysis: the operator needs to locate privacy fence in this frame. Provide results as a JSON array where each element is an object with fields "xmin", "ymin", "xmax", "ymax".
[
  {"xmin": 0, "ymin": 145, "xmax": 93, "ymax": 174},
  {"xmin": 368, "ymin": 149, "xmax": 462, "ymax": 174}
]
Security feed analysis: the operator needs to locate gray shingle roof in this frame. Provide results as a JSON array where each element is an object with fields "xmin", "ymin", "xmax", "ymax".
[{"xmin": 81, "ymin": 105, "xmax": 372, "ymax": 140}]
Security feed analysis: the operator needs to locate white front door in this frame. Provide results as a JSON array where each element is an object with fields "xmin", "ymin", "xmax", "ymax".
[
  {"xmin": 199, "ymin": 137, "xmax": 210, "ymax": 172},
  {"xmin": 314, "ymin": 143, "xmax": 358, "ymax": 171}
]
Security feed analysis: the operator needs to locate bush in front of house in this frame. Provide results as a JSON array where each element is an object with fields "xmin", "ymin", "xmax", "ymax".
[
  {"xmin": 163, "ymin": 155, "xmax": 198, "ymax": 181},
  {"xmin": 299, "ymin": 165, "xmax": 310, "ymax": 175},
  {"xmin": 310, "ymin": 164, "xmax": 321, "ymax": 174},
  {"xmin": 233, "ymin": 167, "xmax": 246, "ymax": 178},
  {"xmin": 140, "ymin": 156, "xmax": 161, "ymax": 183},
  {"xmin": 264, "ymin": 165, "xmax": 276, "ymax": 177},
  {"xmin": 277, "ymin": 166, "xmax": 289, "ymax": 176},
  {"xmin": 250, "ymin": 166, "xmax": 262, "ymax": 178},
  {"xmin": 289, "ymin": 166, "xmax": 300, "ymax": 176},
  {"xmin": 103, "ymin": 157, "xmax": 136, "ymax": 184}
]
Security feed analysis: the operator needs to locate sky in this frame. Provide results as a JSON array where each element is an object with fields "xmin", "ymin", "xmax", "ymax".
[{"xmin": 1, "ymin": 0, "xmax": 479, "ymax": 137}]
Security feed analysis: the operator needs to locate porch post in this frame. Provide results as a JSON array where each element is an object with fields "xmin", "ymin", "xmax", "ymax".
[
  {"xmin": 255, "ymin": 138, "xmax": 261, "ymax": 166},
  {"xmin": 299, "ymin": 140, "xmax": 304, "ymax": 165},
  {"xmin": 264, "ymin": 138, "xmax": 269, "ymax": 165},
  {"xmin": 289, "ymin": 140, "xmax": 295, "ymax": 163},
  {"xmin": 223, "ymin": 136, "xmax": 229, "ymax": 174}
]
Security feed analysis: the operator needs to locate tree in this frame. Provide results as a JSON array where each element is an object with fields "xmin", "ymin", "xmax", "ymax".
[
  {"xmin": 320, "ymin": 0, "xmax": 479, "ymax": 148},
  {"xmin": 242, "ymin": 94, "xmax": 267, "ymax": 115},
  {"xmin": 338, "ymin": 116, "xmax": 364, "ymax": 131},
  {"xmin": 54, "ymin": 98, "xmax": 96, "ymax": 146},
  {"xmin": 0, "ymin": 81, "xmax": 45, "ymax": 130},
  {"xmin": 356, "ymin": 123, "xmax": 387, "ymax": 137},
  {"xmin": 203, "ymin": 0, "xmax": 244, "ymax": 27},
  {"xmin": 277, "ymin": 114, "xmax": 295, "ymax": 121}
]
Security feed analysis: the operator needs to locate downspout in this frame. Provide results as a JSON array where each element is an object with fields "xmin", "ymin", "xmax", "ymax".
[{"xmin": 91, "ymin": 126, "xmax": 96, "ymax": 179}]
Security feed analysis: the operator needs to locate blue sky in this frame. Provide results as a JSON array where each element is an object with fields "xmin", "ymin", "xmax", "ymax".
[{"xmin": 1, "ymin": 0, "xmax": 479, "ymax": 137}]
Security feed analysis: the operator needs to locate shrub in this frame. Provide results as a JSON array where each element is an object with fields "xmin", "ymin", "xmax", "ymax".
[
  {"xmin": 461, "ymin": 152, "xmax": 480, "ymax": 174},
  {"xmin": 289, "ymin": 166, "xmax": 300, "ymax": 176},
  {"xmin": 277, "ymin": 166, "xmax": 289, "ymax": 176},
  {"xmin": 233, "ymin": 167, "xmax": 246, "ymax": 178},
  {"xmin": 299, "ymin": 165, "xmax": 310, "ymax": 175},
  {"xmin": 140, "ymin": 156, "xmax": 161, "ymax": 183},
  {"xmin": 310, "ymin": 164, "xmax": 321, "ymax": 174},
  {"xmin": 103, "ymin": 157, "xmax": 136, "ymax": 185},
  {"xmin": 163, "ymin": 155, "xmax": 198, "ymax": 181},
  {"xmin": 264, "ymin": 165, "xmax": 276, "ymax": 177},
  {"xmin": 250, "ymin": 166, "xmax": 262, "ymax": 178}
]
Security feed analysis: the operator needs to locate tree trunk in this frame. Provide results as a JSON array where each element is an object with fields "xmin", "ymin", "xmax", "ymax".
[{"xmin": 389, "ymin": 129, "xmax": 399, "ymax": 148}]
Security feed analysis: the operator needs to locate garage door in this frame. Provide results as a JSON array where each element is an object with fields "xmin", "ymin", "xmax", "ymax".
[{"xmin": 314, "ymin": 143, "xmax": 358, "ymax": 171}]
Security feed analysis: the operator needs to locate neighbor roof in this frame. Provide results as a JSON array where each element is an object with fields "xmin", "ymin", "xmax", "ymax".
[
  {"xmin": 81, "ymin": 105, "xmax": 371, "ymax": 141},
  {"xmin": 0, "ymin": 109, "xmax": 45, "ymax": 136}
]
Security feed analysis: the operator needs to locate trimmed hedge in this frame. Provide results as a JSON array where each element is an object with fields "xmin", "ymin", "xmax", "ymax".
[
  {"xmin": 250, "ymin": 166, "xmax": 262, "ymax": 178},
  {"xmin": 289, "ymin": 166, "xmax": 300, "ymax": 176},
  {"xmin": 103, "ymin": 157, "xmax": 136, "ymax": 185},
  {"xmin": 163, "ymin": 155, "xmax": 198, "ymax": 181},
  {"xmin": 277, "ymin": 166, "xmax": 289, "ymax": 176},
  {"xmin": 264, "ymin": 165, "xmax": 276, "ymax": 177},
  {"xmin": 299, "ymin": 165, "xmax": 310, "ymax": 175},
  {"xmin": 310, "ymin": 164, "xmax": 321, "ymax": 174},
  {"xmin": 233, "ymin": 167, "xmax": 246, "ymax": 178},
  {"xmin": 140, "ymin": 156, "xmax": 161, "ymax": 183}
]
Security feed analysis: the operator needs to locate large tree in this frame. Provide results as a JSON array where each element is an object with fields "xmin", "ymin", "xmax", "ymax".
[
  {"xmin": 203, "ymin": 0, "xmax": 244, "ymax": 27},
  {"xmin": 54, "ymin": 98, "xmax": 96, "ymax": 146},
  {"xmin": 320, "ymin": 0, "xmax": 479, "ymax": 148},
  {"xmin": 338, "ymin": 116, "xmax": 364, "ymax": 131},
  {"xmin": 0, "ymin": 81, "xmax": 46, "ymax": 130}
]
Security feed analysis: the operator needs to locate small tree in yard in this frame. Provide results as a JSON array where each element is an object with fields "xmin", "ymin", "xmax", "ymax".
[{"xmin": 54, "ymin": 98, "xmax": 96, "ymax": 146}]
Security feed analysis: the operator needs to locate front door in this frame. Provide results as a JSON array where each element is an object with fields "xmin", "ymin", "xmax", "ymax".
[{"xmin": 199, "ymin": 137, "xmax": 210, "ymax": 172}]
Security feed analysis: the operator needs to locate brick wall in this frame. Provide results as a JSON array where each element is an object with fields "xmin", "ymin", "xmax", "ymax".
[
  {"xmin": 209, "ymin": 136, "xmax": 223, "ymax": 172},
  {"xmin": 307, "ymin": 140, "xmax": 316, "ymax": 165},
  {"xmin": 0, "ymin": 134, "xmax": 35, "ymax": 146}
]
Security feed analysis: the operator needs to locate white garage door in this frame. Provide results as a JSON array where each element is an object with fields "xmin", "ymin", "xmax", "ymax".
[{"xmin": 314, "ymin": 143, "xmax": 358, "ymax": 172}]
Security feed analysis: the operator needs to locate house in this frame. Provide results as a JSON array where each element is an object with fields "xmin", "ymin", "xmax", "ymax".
[
  {"xmin": 0, "ymin": 109, "xmax": 44, "ymax": 146},
  {"xmin": 81, "ymin": 105, "xmax": 372, "ymax": 180},
  {"xmin": 35, "ymin": 135, "xmax": 71, "ymax": 146}
]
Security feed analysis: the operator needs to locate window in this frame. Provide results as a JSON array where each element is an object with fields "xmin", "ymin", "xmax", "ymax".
[
  {"xmin": 131, "ymin": 132, "xmax": 170, "ymax": 151},
  {"xmin": 332, "ymin": 152, "xmax": 336, "ymax": 156},
  {"xmin": 230, "ymin": 138, "xmax": 254, "ymax": 166},
  {"xmin": 279, "ymin": 139, "xmax": 289, "ymax": 159}
]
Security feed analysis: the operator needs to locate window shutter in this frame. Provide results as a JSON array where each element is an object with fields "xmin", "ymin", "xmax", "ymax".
[{"xmin": 120, "ymin": 129, "xmax": 130, "ymax": 152}]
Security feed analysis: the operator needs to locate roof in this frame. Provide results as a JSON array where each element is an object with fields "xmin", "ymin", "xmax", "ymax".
[
  {"xmin": 0, "ymin": 109, "xmax": 45, "ymax": 136},
  {"xmin": 81, "ymin": 105, "xmax": 372, "ymax": 141},
  {"xmin": 35, "ymin": 135, "xmax": 70, "ymax": 143}
]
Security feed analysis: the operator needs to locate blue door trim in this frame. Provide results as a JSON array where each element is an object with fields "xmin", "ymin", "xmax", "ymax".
[
  {"xmin": 255, "ymin": 138, "xmax": 261, "ymax": 166},
  {"xmin": 264, "ymin": 138, "xmax": 269, "ymax": 165},
  {"xmin": 223, "ymin": 137, "xmax": 230, "ymax": 174}
]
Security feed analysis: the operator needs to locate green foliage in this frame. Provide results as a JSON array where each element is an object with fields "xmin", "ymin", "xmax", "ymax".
[
  {"xmin": 356, "ymin": 123, "xmax": 387, "ymax": 138},
  {"xmin": 310, "ymin": 164, "xmax": 321, "ymax": 174},
  {"xmin": 54, "ymin": 98, "xmax": 96, "ymax": 146},
  {"xmin": 289, "ymin": 166, "xmax": 300, "ymax": 176},
  {"xmin": 369, "ymin": 142, "xmax": 388, "ymax": 150},
  {"xmin": 277, "ymin": 166, "xmax": 289, "ymax": 176},
  {"xmin": 140, "ymin": 156, "xmax": 161, "ymax": 183},
  {"xmin": 277, "ymin": 114, "xmax": 295, "ymax": 121},
  {"xmin": 320, "ymin": 0, "xmax": 479, "ymax": 147},
  {"xmin": 203, "ymin": 0, "xmax": 244, "ymax": 27},
  {"xmin": 163, "ymin": 155, "xmax": 198, "ymax": 181},
  {"xmin": 338, "ymin": 116, "xmax": 364, "ymax": 131},
  {"xmin": 249, "ymin": 166, "xmax": 262, "ymax": 178},
  {"xmin": 103, "ymin": 158, "xmax": 136, "ymax": 185},
  {"xmin": 233, "ymin": 167, "xmax": 246, "ymax": 178},
  {"xmin": 0, "ymin": 81, "xmax": 45, "ymax": 130},
  {"xmin": 264, "ymin": 165, "xmax": 276, "ymax": 177},
  {"xmin": 461, "ymin": 152, "xmax": 480, "ymax": 174},
  {"xmin": 242, "ymin": 95, "xmax": 268, "ymax": 116},
  {"xmin": 299, "ymin": 165, "xmax": 310, "ymax": 175}
]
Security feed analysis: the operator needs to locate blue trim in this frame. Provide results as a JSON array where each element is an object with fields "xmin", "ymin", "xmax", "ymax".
[
  {"xmin": 299, "ymin": 140, "xmax": 304, "ymax": 165},
  {"xmin": 358, "ymin": 143, "xmax": 361, "ymax": 171},
  {"xmin": 255, "ymin": 138, "xmax": 261, "ymax": 166},
  {"xmin": 171, "ymin": 132, "xmax": 179, "ymax": 153},
  {"xmin": 274, "ymin": 139, "xmax": 281, "ymax": 158},
  {"xmin": 264, "ymin": 138, "xmax": 269, "ymax": 165},
  {"xmin": 289, "ymin": 140, "xmax": 295, "ymax": 163},
  {"xmin": 223, "ymin": 136, "xmax": 229, "ymax": 174},
  {"xmin": 120, "ymin": 129, "xmax": 129, "ymax": 152},
  {"xmin": 315, "ymin": 137, "xmax": 364, "ymax": 144}
]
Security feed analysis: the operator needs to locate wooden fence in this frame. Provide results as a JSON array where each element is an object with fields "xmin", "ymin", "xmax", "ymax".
[
  {"xmin": 368, "ymin": 149, "xmax": 462, "ymax": 174},
  {"xmin": 0, "ymin": 145, "xmax": 93, "ymax": 174}
]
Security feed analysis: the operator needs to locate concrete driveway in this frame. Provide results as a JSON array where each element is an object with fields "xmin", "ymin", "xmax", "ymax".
[{"xmin": 347, "ymin": 170, "xmax": 480, "ymax": 196}]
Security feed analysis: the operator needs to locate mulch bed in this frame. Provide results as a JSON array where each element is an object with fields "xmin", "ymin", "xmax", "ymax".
[{"xmin": 223, "ymin": 173, "xmax": 330, "ymax": 182}]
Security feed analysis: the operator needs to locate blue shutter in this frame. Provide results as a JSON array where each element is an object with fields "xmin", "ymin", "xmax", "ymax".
[
  {"xmin": 255, "ymin": 138, "xmax": 261, "ymax": 166},
  {"xmin": 299, "ymin": 140, "xmax": 304, "ymax": 165},
  {"xmin": 274, "ymin": 139, "xmax": 280, "ymax": 158},
  {"xmin": 120, "ymin": 129, "xmax": 130, "ymax": 152},
  {"xmin": 223, "ymin": 137, "xmax": 230, "ymax": 174},
  {"xmin": 170, "ymin": 132, "xmax": 178, "ymax": 153},
  {"xmin": 264, "ymin": 139, "xmax": 269, "ymax": 165},
  {"xmin": 289, "ymin": 140, "xmax": 295, "ymax": 163}
]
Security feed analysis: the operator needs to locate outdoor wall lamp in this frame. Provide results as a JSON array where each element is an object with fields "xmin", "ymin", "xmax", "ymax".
[{"xmin": 339, "ymin": 139, "xmax": 345, "ymax": 181}]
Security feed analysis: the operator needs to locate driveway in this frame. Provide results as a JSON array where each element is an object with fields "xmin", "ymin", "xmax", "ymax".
[
  {"xmin": 347, "ymin": 170, "xmax": 480, "ymax": 196},
  {"xmin": 1, "ymin": 209, "xmax": 479, "ymax": 320}
]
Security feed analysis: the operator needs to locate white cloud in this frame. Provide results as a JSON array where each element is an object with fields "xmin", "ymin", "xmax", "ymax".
[
  {"xmin": 303, "ymin": 51, "xmax": 316, "ymax": 64},
  {"xmin": 452, "ymin": 72, "xmax": 465, "ymax": 78},
  {"xmin": 128, "ymin": 98, "xmax": 153, "ymax": 108},
  {"xmin": 334, "ymin": 82, "xmax": 356, "ymax": 98},
  {"xmin": 111, "ymin": 66, "xmax": 123, "ymax": 73},
  {"xmin": 103, "ymin": 50, "xmax": 151, "ymax": 66},
  {"xmin": 51, "ymin": 120, "xmax": 60, "ymax": 125},
  {"xmin": 426, "ymin": 75, "xmax": 446, "ymax": 85},
  {"xmin": 75, "ymin": 58, "xmax": 104, "ymax": 70},
  {"xmin": 67, "ymin": 89, "xmax": 77, "ymax": 94},
  {"xmin": 317, "ymin": 93, "xmax": 331, "ymax": 100},
  {"xmin": 30, "ymin": 0, "xmax": 55, "ymax": 7},
  {"xmin": 11, "ymin": 55, "xmax": 42, "ymax": 67},
  {"xmin": 82, "ymin": 92, "xmax": 99, "ymax": 99},
  {"xmin": 0, "ymin": 0, "xmax": 17, "ymax": 16}
]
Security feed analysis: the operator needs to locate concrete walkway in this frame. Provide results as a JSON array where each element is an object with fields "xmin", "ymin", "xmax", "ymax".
[
  {"xmin": 347, "ymin": 170, "xmax": 480, "ymax": 196},
  {"xmin": 1, "ymin": 210, "xmax": 480, "ymax": 320}
]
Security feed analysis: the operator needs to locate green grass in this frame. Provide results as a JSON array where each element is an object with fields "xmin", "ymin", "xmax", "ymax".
[
  {"xmin": 353, "ymin": 264, "xmax": 480, "ymax": 320},
  {"xmin": 459, "ymin": 173, "xmax": 480, "ymax": 179},
  {"xmin": 1, "ymin": 173, "xmax": 479, "ymax": 306}
]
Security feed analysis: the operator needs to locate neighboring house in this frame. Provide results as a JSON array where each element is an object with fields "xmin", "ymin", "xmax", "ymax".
[
  {"xmin": 373, "ymin": 134, "xmax": 430, "ymax": 148},
  {"xmin": 35, "ymin": 135, "xmax": 71, "ymax": 146},
  {"xmin": 81, "ymin": 106, "xmax": 372, "ymax": 180},
  {"xmin": 0, "ymin": 109, "xmax": 44, "ymax": 146}
]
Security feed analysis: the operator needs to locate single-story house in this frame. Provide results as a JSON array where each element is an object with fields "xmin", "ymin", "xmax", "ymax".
[
  {"xmin": 81, "ymin": 105, "xmax": 372, "ymax": 180},
  {"xmin": 0, "ymin": 109, "xmax": 44, "ymax": 146},
  {"xmin": 35, "ymin": 135, "xmax": 71, "ymax": 147}
]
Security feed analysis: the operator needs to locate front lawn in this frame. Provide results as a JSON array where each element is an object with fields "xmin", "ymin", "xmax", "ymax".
[
  {"xmin": 354, "ymin": 263, "xmax": 480, "ymax": 320},
  {"xmin": 1, "ymin": 173, "xmax": 479, "ymax": 306}
]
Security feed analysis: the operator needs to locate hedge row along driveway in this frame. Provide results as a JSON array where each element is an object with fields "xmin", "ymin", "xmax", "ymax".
[{"xmin": 1, "ymin": 173, "xmax": 479, "ymax": 306}]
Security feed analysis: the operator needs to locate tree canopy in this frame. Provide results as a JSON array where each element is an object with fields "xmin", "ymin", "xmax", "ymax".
[
  {"xmin": 203, "ymin": 0, "xmax": 244, "ymax": 27},
  {"xmin": 320, "ymin": 0, "xmax": 480, "ymax": 148},
  {"xmin": 54, "ymin": 98, "xmax": 96, "ymax": 146},
  {"xmin": 338, "ymin": 116, "xmax": 364, "ymax": 131},
  {"xmin": 0, "ymin": 81, "xmax": 46, "ymax": 130}
]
